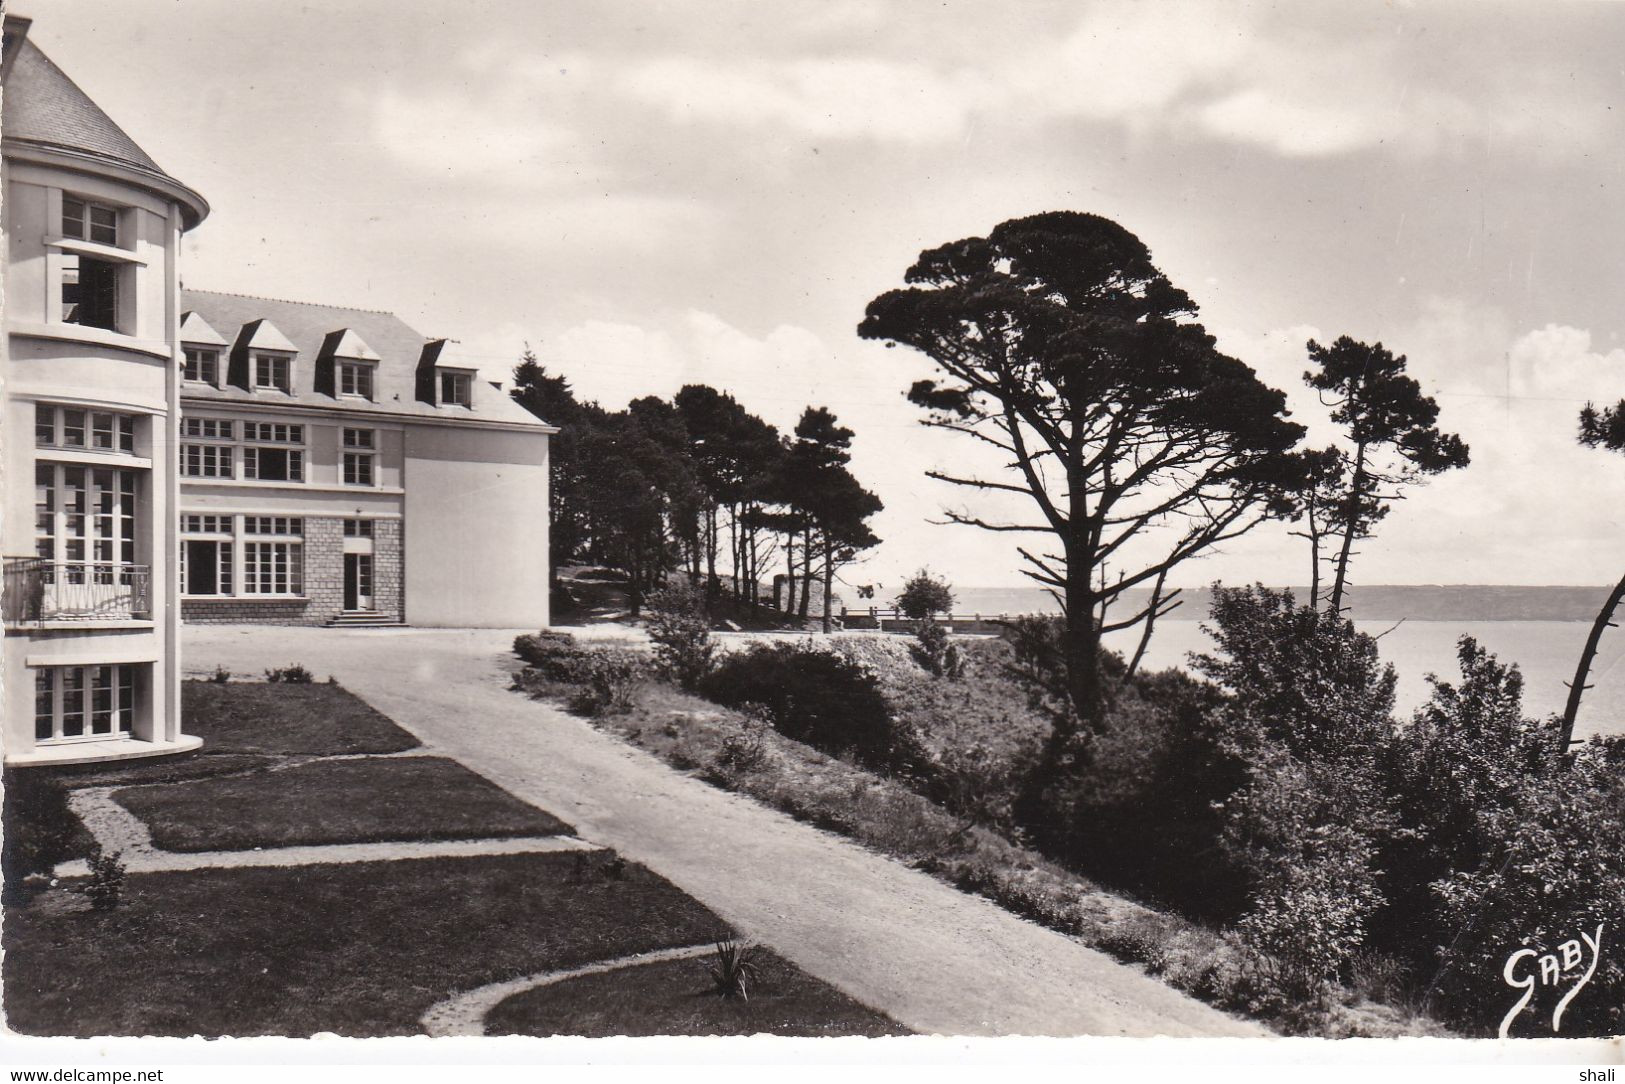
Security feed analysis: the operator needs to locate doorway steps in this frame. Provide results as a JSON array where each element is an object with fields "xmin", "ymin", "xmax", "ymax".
[{"xmin": 325, "ymin": 612, "xmax": 407, "ymax": 628}]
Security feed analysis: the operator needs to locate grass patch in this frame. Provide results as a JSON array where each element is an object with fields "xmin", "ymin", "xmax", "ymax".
[
  {"xmin": 181, "ymin": 681, "xmax": 419, "ymax": 756},
  {"xmin": 3, "ymin": 852, "xmax": 731, "ymax": 1037},
  {"xmin": 485, "ymin": 948, "xmax": 902, "ymax": 1037},
  {"xmin": 114, "ymin": 757, "xmax": 571, "ymax": 852}
]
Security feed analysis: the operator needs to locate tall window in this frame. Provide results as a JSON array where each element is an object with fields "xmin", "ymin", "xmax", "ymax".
[
  {"xmin": 242, "ymin": 423, "xmax": 305, "ymax": 483},
  {"xmin": 244, "ymin": 527, "xmax": 303, "ymax": 595},
  {"xmin": 180, "ymin": 515, "xmax": 233, "ymax": 596},
  {"xmin": 181, "ymin": 417, "xmax": 236, "ymax": 479},
  {"xmin": 34, "ymin": 464, "xmax": 138, "ymax": 570},
  {"xmin": 440, "ymin": 370, "xmax": 473, "ymax": 407},
  {"xmin": 254, "ymin": 353, "xmax": 292, "ymax": 392},
  {"xmin": 36, "ymin": 404, "xmax": 136, "ymax": 454},
  {"xmin": 339, "ymin": 361, "xmax": 374, "ymax": 400},
  {"xmin": 342, "ymin": 428, "xmax": 376, "ymax": 486},
  {"xmin": 184, "ymin": 347, "xmax": 220, "ymax": 385},
  {"xmin": 62, "ymin": 197, "xmax": 119, "ymax": 245},
  {"xmin": 34, "ymin": 665, "xmax": 139, "ymax": 743}
]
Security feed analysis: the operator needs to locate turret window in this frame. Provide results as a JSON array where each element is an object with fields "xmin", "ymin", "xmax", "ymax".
[{"xmin": 62, "ymin": 197, "xmax": 119, "ymax": 246}]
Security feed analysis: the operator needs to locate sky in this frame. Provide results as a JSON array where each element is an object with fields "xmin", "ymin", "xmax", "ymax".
[{"xmin": 25, "ymin": 0, "xmax": 1625, "ymax": 592}]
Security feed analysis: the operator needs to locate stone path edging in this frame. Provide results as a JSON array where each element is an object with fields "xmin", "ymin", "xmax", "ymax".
[{"xmin": 419, "ymin": 943, "xmax": 718, "ymax": 1037}]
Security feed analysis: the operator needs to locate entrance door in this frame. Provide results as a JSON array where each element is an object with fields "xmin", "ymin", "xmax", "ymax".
[{"xmin": 343, "ymin": 553, "xmax": 373, "ymax": 611}]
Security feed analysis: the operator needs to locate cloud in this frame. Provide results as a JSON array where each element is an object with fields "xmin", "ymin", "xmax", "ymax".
[
  {"xmin": 618, "ymin": 56, "xmax": 988, "ymax": 145},
  {"xmin": 601, "ymin": 2, "xmax": 1607, "ymax": 160}
]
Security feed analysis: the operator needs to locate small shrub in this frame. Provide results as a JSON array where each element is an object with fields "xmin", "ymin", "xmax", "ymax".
[
  {"xmin": 209, "ymin": 664, "xmax": 231, "ymax": 684},
  {"xmin": 513, "ymin": 630, "xmax": 588, "ymax": 682},
  {"xmin": 264, "ymin": 664, "xmax": 314, "ymax": 684},
  {"xmin": 84, "ymin": 843, "xmax": 126, "ymax": 912},
  {"xmin": 645, "ymin": 582, "xmax": 716, "ymax": 690},
  {"xmin": 716, "ymin": 708, "xmax": 770, "ymax": 773},
  {"xmin": 707, "ymin": 939, "xmax": 763, "ymax": 1000},
  {"xmin": 910, "ymin": 617, "xmax": 962, "ymax": 679},
  {"xmin": 568, "ymin": 649, "xmax": 644, "ymax": 717}
]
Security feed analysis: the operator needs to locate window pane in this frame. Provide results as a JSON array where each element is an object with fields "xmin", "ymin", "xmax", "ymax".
[
  {"xmin": 89, "ymin": 205, "xmax": 118, "ymax": 245},
  {"xmin": 61, "ymin": 669, "xmax": 85, "ymax": 737},
  {"xmin": 35, "ymin": 404, "xmax": 54, "ymax": 446},
  {"xmin": 63, "ymin": 410, "xmax": 85, "ymax": 446},
  {"xmin": 35, "ymin": 670, "xmax": 54, "ymax": 741},
  {"xmin": 62, "ymin": 197, "xmax": 86, "ymax": 239}
]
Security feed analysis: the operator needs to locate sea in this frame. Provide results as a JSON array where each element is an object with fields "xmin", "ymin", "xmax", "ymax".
[{"xmin": 950, "ymin": 586, "xmax": 1625, "ymax": 741}]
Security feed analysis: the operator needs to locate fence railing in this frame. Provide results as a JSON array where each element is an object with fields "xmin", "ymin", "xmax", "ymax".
[
  {"xmin": 838, "ymin": 606, "xmax": 1030, "ymax": 631},
  {"xmin": 3, "ymin": 559, "xmax": 152, "ymax": 624}
]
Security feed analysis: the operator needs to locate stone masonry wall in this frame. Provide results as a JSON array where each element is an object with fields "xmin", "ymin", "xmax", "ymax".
[
  {"xmin": 302, "ymin": 517, "xmax": 345, "ymax": 624},
  {"xmin": 373, "ymin": 518, "xmax": 403, "ymax": 620}
]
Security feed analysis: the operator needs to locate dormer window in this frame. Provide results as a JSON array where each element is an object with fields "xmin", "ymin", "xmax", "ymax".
[
  {"xmin": 254, "ymin": 353, "xmax": 292, "ymax": 393},
  {"xmin": 339, "ymin": 361, "xmax": 375, "ymax": 400},
  {"xmin": 62, "ymin": 197, "xmax": 119, "ymax": 246},
  {"xmin": 184, "ymin": 347, "xmax": 220, "ymax": 386},
  {"xmin": 439, "ymin": 370, "xmax": 473, "ymax": 408}
]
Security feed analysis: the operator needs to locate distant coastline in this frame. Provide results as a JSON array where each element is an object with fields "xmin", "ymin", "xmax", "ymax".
[{"xmin": 947, "ymin": 585, "xmax": 1615, "ymax": 622}]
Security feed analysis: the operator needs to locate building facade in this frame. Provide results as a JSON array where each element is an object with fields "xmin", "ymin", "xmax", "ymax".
[
  {"xmin": 176, "ymin": 292, "xmax": 555, "ymax": 629},
  {"xmin": 2, "ymin": 17, "xmax": 209, "ymax": 765}
]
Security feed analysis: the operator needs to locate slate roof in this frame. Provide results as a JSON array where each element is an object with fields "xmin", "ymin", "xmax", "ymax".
[
  {"xmin": 179, "ymin": 289, "xmax": 550, "ymax": 429},
  {"xmin": 5, "ymin": 20, "xmax": 165, "ymax": 178}
]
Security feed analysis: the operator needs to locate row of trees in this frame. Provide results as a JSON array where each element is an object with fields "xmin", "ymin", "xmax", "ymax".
[{"xmin": 509, "ymin": 353, "xmax": 881, "ymax": 631}]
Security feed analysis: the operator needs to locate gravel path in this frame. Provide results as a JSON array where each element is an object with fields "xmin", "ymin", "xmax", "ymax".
[
  {"xmin": 419, "ymin": 944, "xmax": 717, "ymax": 1037},
  {"xmin": 184, "ymin": 625, "xmax": 1266, "ymax": 1038}
]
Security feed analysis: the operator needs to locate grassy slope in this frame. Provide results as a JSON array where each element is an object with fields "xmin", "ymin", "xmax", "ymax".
[
  {"xmin": 115, "ymin": 756, "xmax": 573, "ymax": 852},
  {"xmin": 521, "ymin": 639, "xmax": 1441, "ymax": 1038},
  {"xmin": 486, "ymin": 949, "xmax": 902, "ymax": 1038}
]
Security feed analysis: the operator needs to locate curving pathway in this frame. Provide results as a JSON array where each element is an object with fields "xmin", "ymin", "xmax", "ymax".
[
  {"xmin": 420, "ymin": 944, "xmax": 718, "ymax": 1037},
  {"xmin": 184, "ymin": 625, "xmax": 1267, "ymax": 1038}
]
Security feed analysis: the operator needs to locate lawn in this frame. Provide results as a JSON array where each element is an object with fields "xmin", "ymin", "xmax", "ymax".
[
  {"xmin": 114, "ymin": 756, "xmax": 573, "ymax": 852},
  {"xmin": 485, "ymin": 949, "xmax": 902, "ymax": 1038},
  {"xmin": 3, "ymin": 852, "xmax": 731, "ymax": 1037},
  {"xmin": 6, "ymin": 679, "xmax": 903, "ymax": 1039},
  {"xmin": 181, "ymin": 680, "xmax": 420, "ymax": 756}
]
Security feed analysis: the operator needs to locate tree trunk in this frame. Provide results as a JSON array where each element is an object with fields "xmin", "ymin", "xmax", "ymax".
[
  {"xmin": 705, "ymin": 507, "xmax": 718, "ymax": 598},
  {"xmin": 1062, "ymin": 559, "xmax": 1105, "ymax": 734},
  {"xmin": 798, "ymin": 529, "xmax": 813, "ymax": 620},
  {"xmin": 821, "ymin": 538, "xmax": 835, "ymax": 634},
  {"xmin": 1328, "ymin": 442, "xmax": 1367, "ymax": 614}
]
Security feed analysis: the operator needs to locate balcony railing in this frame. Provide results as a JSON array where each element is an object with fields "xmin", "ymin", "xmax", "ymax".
[{"xmin": 3, "ymin": 559, "xmax": 152, "ymax": 624}]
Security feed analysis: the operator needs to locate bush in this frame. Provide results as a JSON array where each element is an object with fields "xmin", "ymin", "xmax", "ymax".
[
  {"xmin": 707, "ymin": 939, "xmax": 762, "ymax": 1000},
  {"xmin": 715, "ymin": 706, "xmax": 770, "ymax": 774},
  {"xmin": 210, "ymin": 665, "xmax": 231, "ymax": 684},
  {"xmin": 700, "ymin": 644, "xmax": 905, "ymax": 771},
  {"xmin": 513, "ymin": 631, "xmax": 589, "ymax": 682},
  {"xmin": 2, "ymin": 769, "xmax": 81, "ymax": 881},
  {"xmin": 264, "ymin": 664, "xmax": 314, "ymax": 684},
  {"xmin": 645, "ymin": 582, "xmax": 715, "ymax": 690},
  {"xmin": 568, "ymin": 649, "xmax": 644, "ymax": 717},
  {"xmin": 895, "ymin": 569, "xmax": 955, "ymax": 621},
  {"xmin": 84, "ymin": 843, "xmax": 127, "ymax": 912},
  {"xmin": 910, "ymin": 617, "xmax": 962, "ymax": 679}
]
